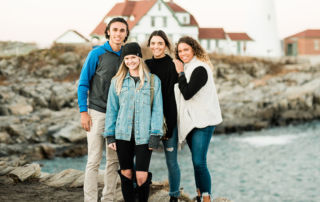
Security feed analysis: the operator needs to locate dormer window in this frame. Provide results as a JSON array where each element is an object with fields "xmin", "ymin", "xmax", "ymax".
[{"xmin": 183, "ymin": 16, "xmax": 187, "ymax": 24}]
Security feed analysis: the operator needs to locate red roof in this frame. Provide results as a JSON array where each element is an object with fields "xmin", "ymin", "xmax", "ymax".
[
  {"xmin": 91, "ymin": 0, "xmax": 157, "ymax": 36},
  {"xmin": 166, "ymin": 2, "xmax": 198, "ymax": 26},
  {"xmin": 227, "ymin": 33, "xmax": 252, "ymax": 41},
  {"xmin": 91, "ymin": 0, "xmax": 198, "ymax": 36},
  {"xmin": 166, "ymin": 2, "xmax": 187, "ymax": 12},
  {"xmin": 199, "ymin": 28, "xmax": 226, "ymax": 39},
  {"xmin": 285, "ymin": 29, "xmax": 320, "ymax": 39}
]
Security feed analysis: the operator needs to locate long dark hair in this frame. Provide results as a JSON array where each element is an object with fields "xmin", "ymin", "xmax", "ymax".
[
  {"xmin": 175, "ymin": 36, "xmax": 209, "ymax": 62},
  {"xmin": 105, "ymin": 17, "xmax": 130, "ymax": 42},
  {"xmin": 147, "ymin": 30, "xmax": 171, "ymax": 52}
]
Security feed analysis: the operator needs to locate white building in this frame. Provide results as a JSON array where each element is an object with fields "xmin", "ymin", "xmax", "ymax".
[
  {"xmin": 54, "ymin": 30, "xmax": 90, "ymax": 44},
  {"xmin": 226, "ymin": 32, "xmax": 253, "ymax": 55},
  {"xmin": 91, "ymin": 0, "xmax": 252, "ymax": 55}
]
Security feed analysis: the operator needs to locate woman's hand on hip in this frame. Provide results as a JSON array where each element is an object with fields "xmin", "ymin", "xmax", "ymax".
[
  {"xmin": 108, "ymin": 143, "xmax": 117, "ymax": 151},
  {"xmin": 173, "ymin": 59, "xmax": 184, "ymax": 73}
]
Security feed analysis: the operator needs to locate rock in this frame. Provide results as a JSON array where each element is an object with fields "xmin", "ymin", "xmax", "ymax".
[
  {"xmin": 0, "ymin": 161, "xmax": 233, "ymax": 202},
  {"xmin": 148, "ymin": 190, "xmax": 171, "ymax": 201},
  {"xmin": 49, "ymin": 83, "xmax": 77, "ymax": 110},
  {"xmin": 7, "ymin": 102, "xmax": 33, "ymax": 115},
  {"xmin": 8, "ymin": 163, "xmax": 41, "ymax": 182},
  {"xmin": 0, "ymin": 132, "xmax": 10, "ymax": 143},
  {"xmin": 43, "ymin": 169, "xmax": 83, "ymax": 187},
  {"xmin": 213, "ymin": 197, "xmax": 233, "ymax": 202},
  {"xmin": 0, "ymin": 166, "xmax": 15, "ymax": 175},
  {"xmin": 53, "ymin": 122, "xmax": 86, "ymax": 143},
  {"xmin": 69, "ymin": 173, "xmax": 84, "ymax": 188},
  {"xmin": 40, "ymin": 143, "xmax": 56, "ymax": 159},
  {"xmin": 0, "ymin": 59, "xmax": 8, "ymax": 69}
]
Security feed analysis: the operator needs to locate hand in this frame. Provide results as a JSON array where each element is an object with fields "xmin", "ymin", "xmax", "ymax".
[
  {"xmin": 173, "ymin": 59, "xmax": 184, "ymax": 73},
  {"xmin": 148, "ymin": 148, "xmax": 153, "ymax": 151},
  {"xmin": 108, "ymin": 143, "xmax": 117, "ymax": 151},
  {"xmin": 81, "ymin": 112, "xmax": 92, "ymax": 131}
]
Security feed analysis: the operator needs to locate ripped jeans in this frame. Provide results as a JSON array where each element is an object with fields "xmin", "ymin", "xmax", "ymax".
[{"xmin": 162, "ymin": 126, "xmax": 181, "ymax": 197}]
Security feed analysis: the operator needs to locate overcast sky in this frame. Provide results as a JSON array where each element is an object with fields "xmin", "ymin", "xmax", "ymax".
[{"xmin": 1, "ymin": 0, "xmax": 319, "ymax": 47}]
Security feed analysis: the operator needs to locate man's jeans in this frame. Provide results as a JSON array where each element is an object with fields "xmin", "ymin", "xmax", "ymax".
[
  {"xmin": 162, "ymin": 126, "xmax": 181, "ymax": 197},
  {"xmin": 84, "ymin": 109, "xmax": 119, "ymax": 202},
  {"xmin": 186, "ymin": 126, "xmax": 215, "ymax": 196}
]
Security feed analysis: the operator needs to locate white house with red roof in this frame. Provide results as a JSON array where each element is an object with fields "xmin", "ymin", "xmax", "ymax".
[
  {"xmin": 226, "ymin": 32, "xmax": 253, "ymax": 55},
  {"xmin": 91, "ymin": 0, "xmax": 252, "ymax": 55}
]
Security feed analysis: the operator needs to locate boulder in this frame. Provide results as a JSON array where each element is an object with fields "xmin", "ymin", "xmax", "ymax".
[
  {"xmin": 8, "ymin": 163, "xmax": 41, "ymax": 182},
  {"xmin": 53, "ymin": 122, "xmax": 86, "ymax": 143},
  {"xmin": 43, "ymin": 168, "xmax": 83, "ymax": 187},
  {"xmin": 7, "ymin": 102, "xmax": 33, "ymax": 115},
  {"xmin": 0, "ymin": 131, "xmax": 10, "ymax": 143}
]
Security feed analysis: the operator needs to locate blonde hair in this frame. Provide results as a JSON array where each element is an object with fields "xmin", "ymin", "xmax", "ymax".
[{"xmin": 114, "ymin": 57, "xmax": 150, "ymax": 95}]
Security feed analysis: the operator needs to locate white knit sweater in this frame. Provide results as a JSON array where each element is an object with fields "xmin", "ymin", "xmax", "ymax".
[{"xmin": 174, "ymin": 56, "xmax": 222, "ymax": 144}]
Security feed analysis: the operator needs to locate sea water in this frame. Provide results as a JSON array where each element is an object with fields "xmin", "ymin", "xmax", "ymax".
[{"xmin": 38, "ymin": 121, "xmax": 320, "ymax": 202}]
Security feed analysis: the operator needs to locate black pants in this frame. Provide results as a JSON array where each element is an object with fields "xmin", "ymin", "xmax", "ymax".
[{"xmin": 116, "ymin": 136, "xmax": 152, "ymax": 172}]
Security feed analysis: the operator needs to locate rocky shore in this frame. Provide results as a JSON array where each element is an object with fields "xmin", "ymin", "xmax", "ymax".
[
  {"xmin": 0, "ymin": 157, "xmax": 231, "ymax": 202},
  {"xmin": 0, "ymin": 45, "xmax": 320, "ymax": 162}
]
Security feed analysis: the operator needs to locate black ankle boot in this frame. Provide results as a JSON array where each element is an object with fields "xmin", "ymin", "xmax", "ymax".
[
  {"xmin": 169, "ymin": 196, "xmax": 178, "ymax": 202},
  {"xmin": 136, "ymin": 172, "xmax": 152, "ymax": 202},
  {"xmin": 118, "ymin": 170, "xmax": 135, "ymax": 202}
]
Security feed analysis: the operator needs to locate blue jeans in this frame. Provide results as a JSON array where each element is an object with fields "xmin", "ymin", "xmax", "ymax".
[
  {"xmin": 186, "ymin": 126, "xmax": 215, "ymax": 196},
  {"xmin": 162, "ymin": 126, "xmax": 181, "ymax": 197}
]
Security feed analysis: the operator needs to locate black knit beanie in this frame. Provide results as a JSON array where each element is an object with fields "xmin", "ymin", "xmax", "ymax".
[{"xmin": 121, "ymin": 42, "xmax": 142, "ymax": 58}]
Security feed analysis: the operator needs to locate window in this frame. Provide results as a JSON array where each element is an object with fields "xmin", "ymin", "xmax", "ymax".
[
  {"xmin": 158, "ymin": 3, "xmax": 161, "ymax": 11},
  {"xmin": 243, "ymin": 41, "xmax": 247, "ymax": 52},
  {"xmin": 207, "ymin": 39, "xmax": 211, "ymax": 50},
  {"xmin": 163, "ymin": 17, "xmax": 167, "ymax": 27},
  {"xmin": 215, "ymin": 40, "xmax": 219, "ymax": 48},
  {"xmin": 183, "ymin": 16, "xmax": 187, "ymax": 24},
  {"xmin": 237, "ymin": 41, "xmax": 241, "ymax": 54},
  {"xmin": 315, "ymin": 40, "xmax": 319, "ymax": 51},
  {"xmin": 151, "ymin": 16, "xmax": 155, "ymax": 27}
]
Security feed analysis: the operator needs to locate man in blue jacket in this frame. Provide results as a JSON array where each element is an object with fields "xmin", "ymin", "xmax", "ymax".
[{"xmin": 77, "ymin": 17, "xmax": 129, "ymax": 202}]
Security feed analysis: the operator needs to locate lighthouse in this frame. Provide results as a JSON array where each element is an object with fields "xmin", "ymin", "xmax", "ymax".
[{"xmin": 244, "ymin": 0, "xmax": 282, "ymax": 57}]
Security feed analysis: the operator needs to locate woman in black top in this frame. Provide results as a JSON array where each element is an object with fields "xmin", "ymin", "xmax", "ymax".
[{"xmin": 145, "ymin": 30, "xmax": 180, "ymax": 202}]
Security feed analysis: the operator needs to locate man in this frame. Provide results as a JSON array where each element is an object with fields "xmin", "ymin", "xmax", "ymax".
[{"xmin": 77, "ymin": 17, "xmax": 129, "ymax": 202}]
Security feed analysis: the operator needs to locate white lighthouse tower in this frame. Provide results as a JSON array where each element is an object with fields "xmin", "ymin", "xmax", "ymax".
[{"xmin": 244, "ymin": 0, "xmax": 282, "ymax": 57}]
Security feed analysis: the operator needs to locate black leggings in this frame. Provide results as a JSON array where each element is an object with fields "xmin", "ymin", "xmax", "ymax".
[{"xmin": 116, "ymin": 136, "xmax": 152, "ymax": 172}]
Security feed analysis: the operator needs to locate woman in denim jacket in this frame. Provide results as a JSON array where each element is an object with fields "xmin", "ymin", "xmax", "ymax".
[{"xmin": 103, "ymin": 42, "xmax": 163, "ymax": 202}]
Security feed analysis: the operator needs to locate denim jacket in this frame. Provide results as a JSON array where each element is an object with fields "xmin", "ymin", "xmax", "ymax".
[{"xmin": 103, "ymin": 72, "xmax": 163, "ymax": 145}]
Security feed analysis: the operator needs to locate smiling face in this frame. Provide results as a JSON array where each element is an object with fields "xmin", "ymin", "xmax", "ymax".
[
  {"xmin": 177, "ymin": 42, "xmax": 194, "ymax": 63},
  {"xmin": 149, "ymin": 36, "xmax": 166, "ymax": 59},
  {"xmin": 107, "ymin": 22, "xmax": 127, "ymax": 46},
  {"xmin": 124, "ymin": 55, "xmax": 140, "ymax": 76}
]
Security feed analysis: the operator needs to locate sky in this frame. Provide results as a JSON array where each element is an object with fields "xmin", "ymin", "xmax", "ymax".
[{"xmin": 1, "ymin": 0, "xmax": 320, "ymax": 47}]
